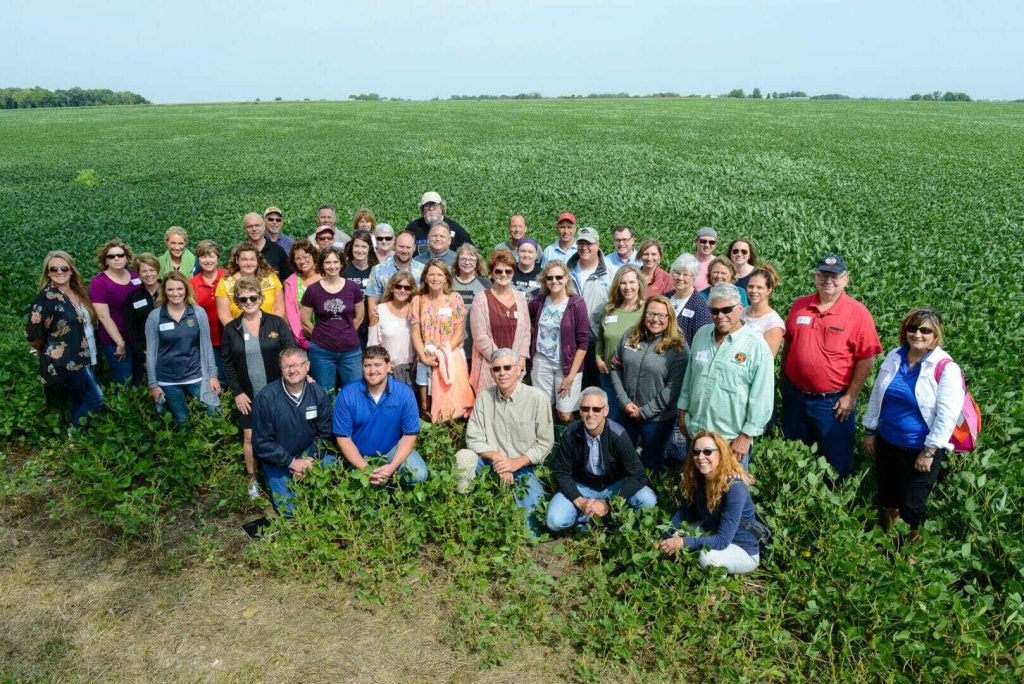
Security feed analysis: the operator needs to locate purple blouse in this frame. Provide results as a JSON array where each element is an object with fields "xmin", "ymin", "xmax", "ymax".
[
  {"xmin": 300, "ymin": 279, "xmax": 363, "ymax": 352},
  {"xmin": 88, "ymin": 270, "xmax": 141, "ymax": 345}
]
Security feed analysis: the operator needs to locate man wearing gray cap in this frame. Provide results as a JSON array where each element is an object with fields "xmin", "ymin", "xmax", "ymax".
[
  {"xmin": 405, "ymin": 191, "xmax": 473, "ymax": 255},
  {"xmin": 263, "ymin": 207, "xmax": 293, "ymax": 254},
  {"xmin": 693, "ymin": 227, "xmax": 719, "ymax": 291},
  {"xmin": 567, "ymin": 226, "xmax": 612, "ymax": 389}
]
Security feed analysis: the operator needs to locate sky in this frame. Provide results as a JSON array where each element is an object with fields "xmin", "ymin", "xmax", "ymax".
[{"xmin": 2, "ymin": 0, "xmax": 1021, "ymax": 103}]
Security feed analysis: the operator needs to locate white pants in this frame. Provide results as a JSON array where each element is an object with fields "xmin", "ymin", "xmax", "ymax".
[{"xmin": 698, "ymin": 545, "xmax": 760, "ymax": 575}]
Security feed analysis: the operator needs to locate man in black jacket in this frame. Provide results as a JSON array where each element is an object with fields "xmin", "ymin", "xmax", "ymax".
[
  {"xmin": 405, "ymin": 191, "xmax": 473, "ymax": 255},
  {"xmin": 546, "ymin": 387, "xmax": 657, "ymax": 531},
  {"xmin": 251, "ymin": 347, "xmax": 335, "ymax": 516}
]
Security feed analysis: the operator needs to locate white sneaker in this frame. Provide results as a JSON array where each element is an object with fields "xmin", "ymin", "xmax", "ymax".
[{"xmin": 247, "ymin": 482, "xmax": 261, "ymax": 500}]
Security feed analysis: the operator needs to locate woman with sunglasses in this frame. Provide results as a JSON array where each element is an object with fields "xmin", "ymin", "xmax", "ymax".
[
  {"xmin": 373, "ymin": 223, "xmax": 395, "ymax": 263},
  {"xmin": 862, "ymin": 308, "xmax": 965, "ymax": 541},
  {"xmin": 726, "ymin": 238, "xmax": 758, "ymax": 291},
  {"xmin": 26, "ymin": 251, "xmax": 104, "ymax": 429},
  {"xmin": 657, "ymin": 431, "xmax": 760, "ymax": 574},
  {"xmin": 453, "ymin": 244, "xmax": 492, "ymax": 367},
  {"xmin": 610, "ymin": 295, "xmax": 688, "ymax": 471},
  {"xmin": 528, "ymin": 260, "xmax": 589, "ymax": 425},
  {"xmin": 145, "ymin": 272, "xmax": 220, "ymax": 430},
  {"xmin": 699, "ymin": 257, "xmax": 749, "ymax": 306},
  {"xmin": 222, "ymin": 276, "xmax": 296, "ymax": 499},
  {"xmin": 741, "ymin": 264, "xmax": 784, "ymax": 357},
  {"xmin": 595, "ymin": 264, "xmax": 645, "ymax": 423},
  {"xmin": 368, "ymin": 272, "xmax": 417, "ymax": 386},
  {"xmin": 469, "ymin": 249, "xmax": 529, "ymax": 394},
  {"xmin": 88, "ymin": 239, "xmax": 142, "ymax": 384}
]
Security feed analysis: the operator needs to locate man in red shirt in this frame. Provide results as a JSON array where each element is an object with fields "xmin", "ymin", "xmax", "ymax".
[{"xmin": 781, "ymin": 255, "xmax": 882, "ymax": 479}]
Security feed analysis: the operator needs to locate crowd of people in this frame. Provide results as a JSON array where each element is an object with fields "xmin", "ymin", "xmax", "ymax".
[{"xmin": 26, "ymin": 191, "xmax": 968, "ymax": 574}]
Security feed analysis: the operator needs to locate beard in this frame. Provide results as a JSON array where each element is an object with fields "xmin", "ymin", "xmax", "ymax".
[{"xmin": 424, "ymin": 214, "xmax": 444, "ymax": 227}]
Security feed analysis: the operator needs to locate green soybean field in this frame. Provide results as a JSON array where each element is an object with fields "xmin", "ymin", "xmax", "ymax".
[{"xmin": 1, "ymin": 99, "xmax": 1022, "ymax": 682}]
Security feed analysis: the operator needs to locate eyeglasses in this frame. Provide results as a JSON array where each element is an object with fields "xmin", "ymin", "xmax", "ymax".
[
  {"xmin": 545, "ymin": 274, "xmax": 565, "ymax": 282},
  {"xmin": 490, "ymin": 364, "xmax": 514, "ymax": 373},
  {"xmin": 690, "ymin": 447, "xmax": 719, "ymax": 457},
  {"xmin": 579, "ymin": 405, "xmax": 604, "ymax": 413},
  {"xmin": 392, "ymin": 284, "xmax": 413, "ymax": 292},
  {"xmin": 48, "ymin": 265, "xmax": 71, "ymax": 274},
  {"xmin": 237, "ymin": 295, "xmax": 259, "ymax": 304},
  {"xmin": 815, "ymin": 272, "xmax": 844, "ymax": 282},
  {"xmin": 282, "ymin": 362, "xmax": 308, "ymax": 371},
  {"xmin": 709, "ymin": 304, "xmax": 738, "ymax": 316},
  {"xmin": 697, "ymin": 239, "xmax": 716, "ymax": 246},
  {"xmin": 492, "ymin": 268, "xmax": 514, "ymax": 276},
  {"xmin": 422, "ymin": 202, "xmax": 441, "ymax": 210},
  {"xmin": 105, "ymin": 252, "xmax": 127, "ymax": 260},
  {"xmin": 645, "ymin": 312, "xmax": 669, "ymax": 321},
  {"xmin": 731, "ymin": 248, "xmax": 749, "ymax": 255},
  {"xmin": 907, "ymin": 325, "xmax": 935, "ymax": 335},
  {"xmin": 614, "ymin": 237, "xmax": 633, "ymax": 244},
  {"xmin": 377, "ymin": 235, "xmax": 394, "ymax": 241}
]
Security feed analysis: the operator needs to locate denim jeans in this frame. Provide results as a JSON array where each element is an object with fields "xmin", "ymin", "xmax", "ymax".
[
  {"xmin": 781, "ymin": 378, "xmax": 856, "ymax": 479},
  {"xmin": 157, "ymin": 381, "xmax": 214, "ymax": 429},
  {"xmin": 346, "ymin": 445, "xmax": 429, "ymax": 484},
  {"xmin": 546, "ymin": 480, "xmax": 658, "ymax": 531},
  {"xmin": 307, "ymin": 342, "xmax": 362, "ymax": 393},
  {"xmin": 454, "ymin": 449, "xmax": 545, "ymax": 535},
  {"xmin": 101, "ymin": 342, "xmax": 143, "ymax": 386},
  {"xmin": 263, "ymin": 451, "xmax": 337, "ymax": 517},
  {"xmin": 65, "ymin": 366, "xmax": 104, "ymax": 429},
  {"xmin": 619, "ymin": 416, "xmax": 675, "ymax": 472}
]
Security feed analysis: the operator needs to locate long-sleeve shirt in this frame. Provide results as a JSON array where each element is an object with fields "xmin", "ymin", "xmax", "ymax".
[
  {"xmin": 552, "ymin": 419, "xmax": 648, "ymax": 501},
  {"xmin": 251, "ymin": 380, "xmax": 333, "ymax": 468},
  {"xmin": 677, "ymin": 323, "xmax": 774, "ymax": 440},
  {"xmin": 664, "ymin": 478, "xmax": 759, "ymax": 556},
  {"xmin": 465, "ymin": 382, "xmax": 554, "ymax": 466},
  {"xmin": 610, "ymin": 333, "xmax": 688, "ymax": 422}
]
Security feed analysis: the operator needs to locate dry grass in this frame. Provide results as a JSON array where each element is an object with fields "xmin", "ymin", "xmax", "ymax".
[{"xmin": 0, "ymin": 494, "xmax": 572, "ymax": 683}]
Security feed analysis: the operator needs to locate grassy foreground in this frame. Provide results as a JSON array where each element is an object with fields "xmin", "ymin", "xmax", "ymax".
[{"xmin": 1, "ymin": 99, "xmax": 1023, "ymax": 681}]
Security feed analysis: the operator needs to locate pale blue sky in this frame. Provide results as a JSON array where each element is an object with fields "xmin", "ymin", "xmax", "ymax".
[{"xmin": 3, "ymin": 0, "xmax": 1021, "ymax": 102}]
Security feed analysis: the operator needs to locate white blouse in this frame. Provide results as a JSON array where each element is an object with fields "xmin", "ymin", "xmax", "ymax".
[{"xmin": 368, "ymin": 303, "xmax": 414, "ymax": 365}]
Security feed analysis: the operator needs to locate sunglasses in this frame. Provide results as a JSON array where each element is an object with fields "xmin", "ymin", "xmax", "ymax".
[
  {"xmin": 48, "ymin": 265, "xmax": 72, "ymax": 274},
  {"xmin": 490, "ymin": 364, "xmax": 514, "ymax": 373},
  {"xmin": 266, "ymin": 216, "xmax": 283, "ymax": 222},
  {"xmin": 698, "ymin": 239, "xmax": 716, "ymax": 246},
  {"xmin": 377, "ymin": 235, "xmax": 394, "ymax": 241},
  {"xmin": 492, "ymin": 268, "xmax": 514, "ymax": 276},
  {"xmin": 579, "ymin": 405, "xmax": 604, "ymax": 413},
  {"xmin": 907, "ymin": 325, "xmax": 935, "ymax": 335},
  {"xmin": 709, "ymin": 304, "xmax": 738, "ymax": 316},
  {"xmin": 731, "ymin": 248, "xmax": 749, "ymax": 255},
  {"xmin": 690, "ymin": 447, "xmax": 719, "ymax": 457},
  {"xmin": 105, "ymin": 252, "xmax": 127, "ymax": 260},
  {"xmin": 237, "ymin": 295, "xmax": 260, "ymax": 304},
  {"xmin": 392, "ymin": 284, "xmax": 413, "ymax": 291},
  {"xmin": 545, "ymin": 274, "xmax": 565, "ymax": 282}
]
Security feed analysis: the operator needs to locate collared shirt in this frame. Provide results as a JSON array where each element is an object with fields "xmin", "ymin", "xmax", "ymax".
[
  {"xmin": 266, "ymin": 232, "xmax": 294, "ymax": 254},
  {"xmin": 783, "ymin": 291, "xmax": 883, "ymax": 393},
  {"xmin": 585, "ymin": 429, "xmax": 604, "ymax": 476},
  {"xmin": 465, "ymin": 382, "xmax": 554, "ymax": 465},
  {"xmin": 332, "ymin": 377, "xmax": 420, "ymax": 457},
  {"xmin": 413, "ymin": 249, "xmax": 457, "ymax": 269},
  {"xmin": 605, "ymin": 250, "xmax": 640, "ymax": 277},
  {"xmin": 678, "ymin": 323, "xmax": 774, "ymax": 440},
  {"xmin": 366, "ymin": 255, "xmax": 426, "ymax": 300},
  {"xmin": 542, "ymin": 241, "xmax": 576, "ymax": 266}
]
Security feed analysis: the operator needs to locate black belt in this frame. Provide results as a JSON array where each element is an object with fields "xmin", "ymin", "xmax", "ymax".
[{"xmin": 801, "ymin": 389, "xmax": 844, "ymax": 400}]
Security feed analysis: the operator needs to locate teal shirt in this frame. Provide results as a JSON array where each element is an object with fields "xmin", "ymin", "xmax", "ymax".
[{"xmin": 677, "ymin": 323, "xmax": 774, "ymax": 440}]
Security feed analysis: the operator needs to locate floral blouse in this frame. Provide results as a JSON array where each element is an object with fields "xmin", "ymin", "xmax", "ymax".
[
  {"xmin": 26, "ymin": 287, "xmax": 92, "ymax": 386},
  {"xmin": 412, "ymin": 292, "xmax": 466, "ymax": 349}
]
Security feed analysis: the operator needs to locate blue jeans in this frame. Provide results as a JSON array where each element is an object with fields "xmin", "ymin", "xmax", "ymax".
[
  {"xmin": 101, "ymin": 341, "xmax": 143, "ymax": 386},
  {"xmin": 345, "ymin": 445, "xmax": 429, "ymax": 484},
  {"xmin": 307, "ymin": 342, "xmax": 362, "ymax": 393},
  {"xmin": 599, "ymin": 372, "xmax": 622, "ymax": 424},
  {"xmin": 781, "ymin": 378, "xmax": 856, "ymax": 479},
  {"xmin": 619, "ymin": 416, "xmax": 675, "ymax": 471},
  {"xmin": 263, "ymin": 451, "xmax": 337, "ymax": 517},
  {"xmin": 66, "ymin": 366, "xmax": 104, "ymax": 429},
  {"xmin": 546, "ymin": 480, "xmax": 658, "ymax": 531},
  {"xmin": 455, "ymin": 450, "xmax": 545, "ymax": 535},
  {"xmin": 157, "ymin": 381, "xmax": 214, "ymax": 429}
]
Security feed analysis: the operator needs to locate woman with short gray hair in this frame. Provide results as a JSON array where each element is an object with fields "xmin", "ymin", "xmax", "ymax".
[{"xmin": 668, "ymin": 253, "xmax": 712, "ymax": 347}]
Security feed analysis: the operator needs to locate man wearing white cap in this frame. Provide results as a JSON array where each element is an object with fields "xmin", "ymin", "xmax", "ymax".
[{"xmin": 405, "ymin": 191, "xmax": 473, "ymax": 256}]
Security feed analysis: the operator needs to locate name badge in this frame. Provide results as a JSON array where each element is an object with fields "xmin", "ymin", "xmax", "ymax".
[
  {"xmin": 681, "ymin": 309, "xmax": 695, "ymax": 319},
  {"xmin": 605, "ymin": 315, "xmax": 618, "ymax": 323},
  {"xmin": 695, "ymin": 350, "xmax": 711, "ymax": 363},
  {"xmin": 449, "ymin": 230, "xmax": 456, "ymax": 239},
  {"xmin": 439, "ymin": 307, "xmax": 453, "ymax": 316},
  {"xmin": 159, "ymin": 322, "xmax": 175, "ymax": 332},
  {"xmin": 796, "ymin": 316, "xmax": 812, "ymax": 325},
  {"xmin": 305, "ymin": 408, "xmax": 317, "ymax": 420},
  {"xmin": 130, "ymin": 278, "xmax": 142, "ymax": 285},
  {"xmin": 512, "ymin": 311, "xmax": 518, "ymax": 319},
  {"xmin": 243, "ymin": 333, "xmax": 250, "ymax": 341},
  {"xmin": 132, "ymin": 299, "xmax": 148, "ymax": 309}
]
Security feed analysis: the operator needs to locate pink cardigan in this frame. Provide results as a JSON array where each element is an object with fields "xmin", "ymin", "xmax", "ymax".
[
  {"xmin": 469, "ymin": 288, "xmax": 531, "ymax": 393},
  {"xmin": 283, "ymin": 273, "xmax": 310, "ymax": 350}
]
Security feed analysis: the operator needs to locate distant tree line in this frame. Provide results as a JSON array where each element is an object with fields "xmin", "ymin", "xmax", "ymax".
[
  {"xmin": 1, "ymin": 86, "xmax": 149, "ymax": 109},
  {"xmin": 910, "ymin": 91, "xmax": 971, "ymax": 101}
]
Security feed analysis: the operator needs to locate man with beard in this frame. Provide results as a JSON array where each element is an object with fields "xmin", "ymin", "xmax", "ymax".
[{"xmin": 405, "ymin": 191, "xmax": 473, "ymax": 255}]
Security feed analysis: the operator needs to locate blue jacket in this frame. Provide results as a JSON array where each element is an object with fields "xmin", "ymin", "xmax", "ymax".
[{"xmin": 251, "ymin": 379, "xmax": 333, "ymax": 468}]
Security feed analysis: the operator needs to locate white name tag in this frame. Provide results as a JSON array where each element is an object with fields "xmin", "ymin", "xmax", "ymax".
[
  {"xmin": 130, "ymin": 278, "xmax": 142, "ymax": 285},
  {"xmin": 449, "ymin": 230, "xmax": 456, "ymax": 239},
  {"xmin": 305, "ymin": 408, "xmax": 317, "ymax": 420},
  {"xmin": 243, "ymin": 333, "xmax": 250, "ymax": 341},
  {"xmin": 439, "ymin": 307, "xmax": 453, "ymax": 316},
  {"xmin": 681, "ymin": 309, "xmax": 695, "ymax": 319},
  {"xmin": 695, "ymin": 350, "xmax": 711, "ymax": 363},
  {"xmin": 132, "ymin": 299, "xmax": 148, "ymax": 309},
  {"xmin": 512, "ymin": 311, "xmax": 518, "ymax": 319},
  {"xmin": 797, "ymin": 316, "xmax": 812, "ymax": 325},
  {"xmin": 605, "ymin": 315, "xmax": 618, "ymax": 323},
  {"xmin": 159, "ymin": 322, "xmax": 175, "ymax": 332}
]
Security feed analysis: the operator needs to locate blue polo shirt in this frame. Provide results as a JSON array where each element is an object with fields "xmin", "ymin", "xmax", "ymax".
[{"xmin": 332, "ymin": 377, "xmax": 420, "ymax": 457}]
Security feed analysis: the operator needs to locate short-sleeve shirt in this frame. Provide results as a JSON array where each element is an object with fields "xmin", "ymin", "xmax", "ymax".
[
  {"xmin": 301, "ymin": 279, "xmax": 363, "ymax": 352},
  {"xmin": 88, "ymin": 271, "xmax": 141, "ymax": 345},
  {"xmin": 332, "ymin": 378, "xmax": 420, "ymax": 457},
  {"xmin": 536, "ymin": 298, "xmax": 568, "ymax": 362},
  {"xmin": 216, "ymin": 273, "xmax": 282, "ymax": 320},
  {"xmin": 190, "ymin": 269, "xmax": 225, "ymax": 346},
  {"xmin": 411, "ymin": 292, "xmax": 465, "ymax": 348},
  {"xmin": 511, "ymin": 265, "xmax": 542, "ymax": 301},
  {"xmin": 783, "ymin": 292, "xmax": 883, "ymax": 393}
]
